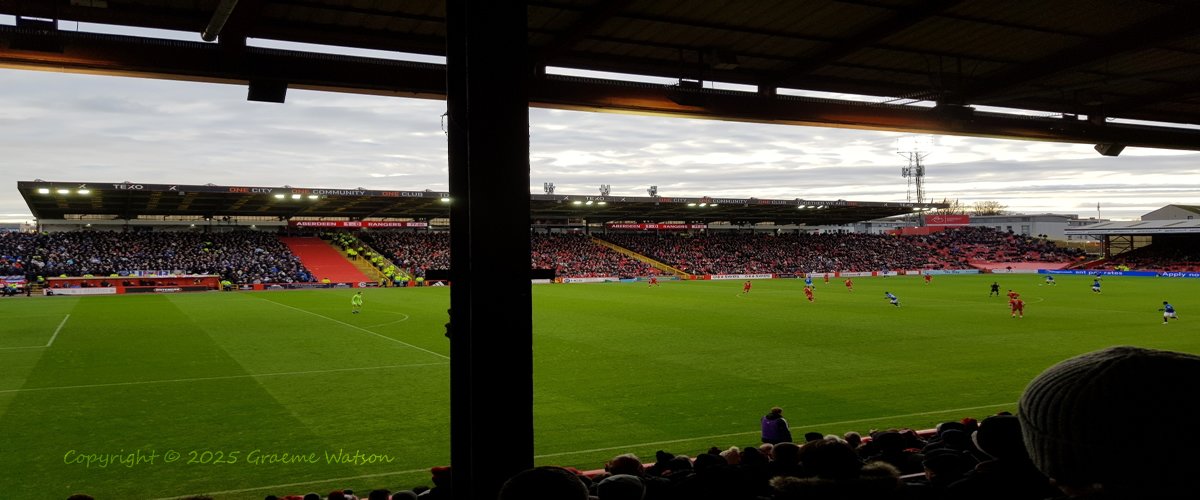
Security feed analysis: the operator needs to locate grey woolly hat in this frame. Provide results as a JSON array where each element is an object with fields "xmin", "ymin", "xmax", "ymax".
[
  {"xmin": 1018, "ymin": 346, "xmax": 1200, "ymax": 496},
  {"xmin": 597, "ymin": 474, "xmax": 645, "ymax": 500}
]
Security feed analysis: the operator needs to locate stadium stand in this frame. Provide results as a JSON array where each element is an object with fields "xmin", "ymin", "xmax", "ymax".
[
  {"xmin": 0, "ymin": 230, "xmax": 314, "ymax": 284},
  {"xmin": 359, "ymin": 232, "xmax": 450, "ymax": 279},
  {"xmin": 280, "ymin": 236, "xmax": 372, "ymax": 283},
  {"xmin": 531, "ymin": 233, "xmax": 655, "ymax": 278}
]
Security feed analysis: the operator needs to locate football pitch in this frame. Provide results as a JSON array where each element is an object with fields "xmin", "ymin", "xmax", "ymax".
[{"xmin": 2, "ymin": 274, "xmax": 1197, "ymax": 499}]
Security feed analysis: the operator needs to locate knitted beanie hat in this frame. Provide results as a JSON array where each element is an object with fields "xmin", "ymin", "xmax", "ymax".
[{"xmin": 1018, "ymin": 346, "xmax": 1200, "ymax": 495}]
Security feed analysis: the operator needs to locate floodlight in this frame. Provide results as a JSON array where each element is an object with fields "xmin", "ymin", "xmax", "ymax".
[
  {"xmin": 56, "ymin": 189, "xmax": 69, "ymax": 194},
  {"xmin": 77, "ymin": 189, "xmax": 90, "ymax": 195},
  {"xmin": 291, "ymin": 194, "xmax": 302, "ymax": 199},
  {"xmin": 274, "ymin": 194, "xmax": 285, "ymax": 199},
  {"xmin": 37, "ymin": 188, "xmax": 50, "ymax": 194}
]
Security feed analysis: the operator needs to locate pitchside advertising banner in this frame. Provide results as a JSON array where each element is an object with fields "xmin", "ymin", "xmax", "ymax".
[
  {"xmin": 923, "ymin": 214, "xmax": 970, "ymax": 226},
  {"xmin": 289, "ymin": 221, "xmax": 429, "ymax": 228},
  {"xmin": 605, "ymin": 223, "xmax": 707, "ymax": 230},
  {"xmin": 708, "ymin": 274, "xmax": 774, "ymax": 280},
  {"xmin": 1041, "ymin": 269, "xmax": 1198, "ymax": 278}
]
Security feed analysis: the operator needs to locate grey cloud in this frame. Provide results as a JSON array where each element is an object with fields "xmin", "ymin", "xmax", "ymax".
[{"xmin": 2, "ymin": 70, "xmax": 1198, "ymax": 222}]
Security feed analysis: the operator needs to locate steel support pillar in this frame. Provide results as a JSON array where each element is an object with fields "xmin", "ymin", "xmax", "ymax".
[{"xmin": 446, "ymin": 2, "xmax": 532, "ymax": 500}]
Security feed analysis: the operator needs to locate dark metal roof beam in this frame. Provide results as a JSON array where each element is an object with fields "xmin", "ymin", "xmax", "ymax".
[
  {"xmin": 782, "ymin": 0, "xmax": 966, "ymax": 76},
  {"xmin": 533, "ymin": 0, "xmax": 635, "ymax": 67},
  {"xmin": 1104, "ymin": 82, "xmax": 1200, "ymax": 113},
  {"xmin": 961, "ymin": 4, "xmax": 1200, "ymax": 101}
]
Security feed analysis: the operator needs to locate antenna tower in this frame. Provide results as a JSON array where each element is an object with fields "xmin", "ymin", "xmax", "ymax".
[{"xmin": 899, "ymin": 151, "xmax": 929, "ymax": 204}]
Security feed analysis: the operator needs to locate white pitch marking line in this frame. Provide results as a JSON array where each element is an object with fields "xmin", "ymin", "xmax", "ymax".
[
  {"xmin": 534, "ymin": 401, "xmax": 1018, "ymax": 459},
  {"xmin": 0, "ymin": 362, "xmax": 448, "ymax": 394},
  {"xmin": 0, "ymin": 314, "xmax": 70, "ymax": 350},
  {"xmin": 146, "ymin": 466, "xmax": 434, "ymax": 500},
  {"xmin": 45, "ymin": 314, "xmax": 70, "ymax": 347},
  {"xmin": 258, "ymin": 298, "xmax": 448, "ymax": 360}
]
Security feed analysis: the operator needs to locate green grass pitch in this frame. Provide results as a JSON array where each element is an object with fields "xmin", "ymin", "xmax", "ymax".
[{"xmin": 1, "ymin": 274, "xmax": 1197, "ymax": 498}]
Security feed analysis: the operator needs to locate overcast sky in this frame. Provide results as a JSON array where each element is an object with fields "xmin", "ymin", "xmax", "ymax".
[{"xmin": 3, "ymin": 61, "xmax": 1198, "ymax": 223}]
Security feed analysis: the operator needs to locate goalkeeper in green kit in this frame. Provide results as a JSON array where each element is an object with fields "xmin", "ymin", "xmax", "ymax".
[{"xmin": 351, "ymin": 291, "xmax": 364, "ymax": 314}]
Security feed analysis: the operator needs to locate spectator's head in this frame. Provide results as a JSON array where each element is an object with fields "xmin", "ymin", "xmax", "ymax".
[
  {"xmin": 67, "ymin": 496, "xmax": 95, "ymax": 500},
  {"xmin": 872, "ymin": 431, "xmax": 904, "ymax": 453},
  {"xmin": 922, "ymin": 448, "xmax": 973, "ymax": 485},
  {"xmin": 972, "ymin": 414, "xmax": 1027, "ymax": 461},
  {"xmin": 799, "ymin": 438, "xmax": 862, "ymax": 480},
  {"xmin": 692, "ymin": 452, "xmax": 724, "ymax": 471},
  {"xmin": 758, "ymin": 442, "xmax": 774, "ymax": 458},
  {"xmin": 843, "ymin": 431, "xmax": 862, "ymax": 449},
  {"xmin": 935, "ymin": 420, "xmax": 966, "ymax": 436},
  {"xmin": 367, "ymin": 489, "xmax": 390, "ymax": 500},
  {"xmin": 741, "ymin": 445, "xmax": 768, "ymax": 466},
  {"xmin": 389, "ymin": 491, "xmax": 418, "ymax": 500},
  {"xmin": 804, "ymin": 431, "xmax": 824, "ymax": 442},
  {"xmin": 653, "ymin": 450, "xmax": 674, "ymax": 469},
  {"xmin": 303, "ymin": 494, "xmax": 320, "ymax": 500},
  {"xmin": 772, "ymin": 441, "xmax": 802, "ymax": 465},
  {"xmin": 665, "ymin": 455, "xmax": 692, "ymax": 475},
  {"xmin": 1019, "ymin": 346, "xmax": 1200, "ymax": 498},
  {"xmin": 605, "ymin": 453, "xmax": 644, "ymax": 476},
  {"xmin": 769, "ymin": 406, "xmax": 783, "ymax": 416},
  {"xmin": 719, "ymin": 445, "xmax": 740, "ymax": 465},
  {"xmin": 596, "ymin": 473, "xmax": 645, "ymax": 500},
  {"xmin": 498, "ymin": 466, "xmax": 588, "ymax": 500}
]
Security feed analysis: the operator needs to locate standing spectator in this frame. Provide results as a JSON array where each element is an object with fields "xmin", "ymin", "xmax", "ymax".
[{"xmin": 761, "ymin": 406, "xmax": 793, "ymax": 444}]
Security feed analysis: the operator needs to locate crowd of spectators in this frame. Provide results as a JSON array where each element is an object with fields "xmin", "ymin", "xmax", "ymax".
[
  {"xmin": 598, "ymin": 232, "xmax": 946, "ymax": 275},
  {"xmin": 0, "ymin": 230, "xmax": 314, "ymax": 284},
  {"xmin": 360, "ymin": 232, "xmax": 451, "ymax": 279},
  {"xmin": 911, "ymin": 227, "xmax": 1085, "ymax": 264},
  {"xmin": 0, "ymin": 226, "xmax": 1091, "ymax": 286},
  {"xmin": 531, "ymin": 233, "xmax": 656, "ymax": 278}
]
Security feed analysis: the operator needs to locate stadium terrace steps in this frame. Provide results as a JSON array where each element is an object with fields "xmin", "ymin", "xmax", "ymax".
[
  {"xmin": 279, "ymin": 236, "xmax": 373, "ymax": 283},
  {"xmin": 591, "ymin": 236, "xmax": 691, "ymax": 278}
]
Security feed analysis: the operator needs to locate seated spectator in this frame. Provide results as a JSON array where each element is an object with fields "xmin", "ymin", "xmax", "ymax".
[
  {"xmin": 1019, "ymin": 346, "xmax": 1200, "ymax": 499},
  {"xmin": 498, "ymin": 466, "xmax": 589, "ymax": 500},
  {"xmin": 944, "ymin": 414, "xmax": 1057, "ymax": 500}
]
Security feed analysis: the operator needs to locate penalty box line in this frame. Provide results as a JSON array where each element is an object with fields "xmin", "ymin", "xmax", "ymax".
[
  {"xmin": 257, "ymin": 297, "xmax": 449, "ymax": 361},
  {"xmin": 147, "ymin": 466, "xmax": 434, "ymax": 500},
  {"xmin": 0, "ymin": 314, "xmax": 70, "ymax": 351},
  {"xmin": 0, "ymin": 362, "xmax": 448, "ymax": 394}
]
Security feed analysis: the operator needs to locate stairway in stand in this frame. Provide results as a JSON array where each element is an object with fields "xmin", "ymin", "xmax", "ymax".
[{"xmin": 280, "ymin": 237, "xmax": 372, "ymax": 283}]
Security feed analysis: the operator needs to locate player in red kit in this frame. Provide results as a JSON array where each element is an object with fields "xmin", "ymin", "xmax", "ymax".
[
  {"xmin": 1007, "ymin": 289, "xmax": 1020, "ymax": 300},
  {"xmin": 804, "ymin": 286, "xmax": 815, "ymax": 302},
  {"xmin": 823, "ymin": 273, "xmax": 830, "ymax": 284},
  {"xmin": 742, "ymin": 280, "xmax": 752, "ymax": 294},
  {"xmin": 924, "ymin": 273, "xmax": 932, "ymax": 285},
  {"xmin": 844, "ymin": 278, "xmax": 854, "ymax": 292},
  {"xmin": 1010, "ymin": 297, "xmax": 1025, "ymax": 318},
  {"xmin": 648, "ymin": 275, "xmax": 659, "ymax": 287}
]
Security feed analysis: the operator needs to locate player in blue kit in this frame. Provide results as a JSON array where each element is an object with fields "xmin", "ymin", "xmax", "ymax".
[
  {"xmin": 804, "ymin": 275, "xmax": 814, "ymax": 287},
  {"xmin": 884, "ymin": 291, "xmax": 899, "ymax": 307},
  {"xmin": 1160, "ymin": 301, "xmax": 1178, "ymax": 324},
  {"xmin": 1091, "ymin": 278, "xmax": 1102, "ymax": 294}
]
